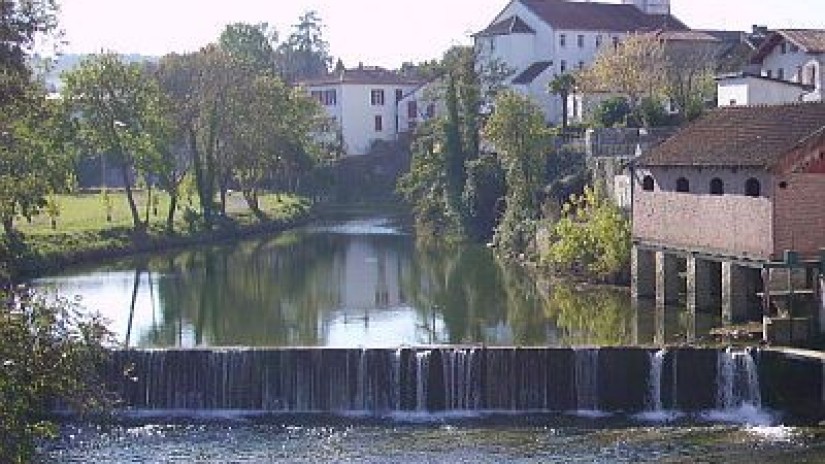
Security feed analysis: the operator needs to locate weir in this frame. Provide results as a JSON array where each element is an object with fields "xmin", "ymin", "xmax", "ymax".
[{"xmin": 102, "ymin": 347, "xmax": 802, "ymax": 417}]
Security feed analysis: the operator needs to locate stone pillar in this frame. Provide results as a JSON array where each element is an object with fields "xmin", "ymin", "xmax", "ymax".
[
  {"xmin": 631, "ymin": 245, "xmax": 655, "ymax": 300},
  {"xmin": 687, "ymin": 256, "xmax": 719, "ymax": 313},
  {"xmin": 656, "ymin": 251, "xmax": 680, "ymax": 306},
  {"xmin": 722, "ymin": 261, "xmax": 749, "ymax": 325}
]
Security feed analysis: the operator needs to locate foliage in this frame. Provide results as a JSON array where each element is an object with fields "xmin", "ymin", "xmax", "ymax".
[
  {"xmin": 0, "ymin": 288, "xmax": 114, "ymax": 463},
  {"xmin": 462, "ymin": 154, "xmax": 505, "ymax": 242},
  {"xmin": 591, "ymin": 96, "xmax": 632, "ymax": 127},
  {"xmin": 662, "ymin": 38, "xmax": 717, "ymax": 122},
  {"xmin": 62, "ymin": 52, "xmax": 172, "ymax": 232},
  {"xmin": 542, "ymin": 185, "xmax": 631, "ymax": 281},
  {"xmin": 0, "ymin": 84, "xmax": 73, "ymax": 237},
  {"xmin": 275, "ymin": 11, "xmax": 332, "ymax": 83},
  {"xmin": 484, "ymin": 90, "xmax": 549, "ymax": 257},
  {"xmin": 219, "ymin": 22, "xmax": 278, "ymax": 74},
  {"xmin": 548, "ymin": 73, "xmax": 576, "ymax": 131}
]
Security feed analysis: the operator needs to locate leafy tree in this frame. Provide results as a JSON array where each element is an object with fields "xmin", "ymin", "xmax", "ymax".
[
  {"xmin": 661, "ymin": 37, "xmax": 717, "ymax": 121},
  {"xmin": 219, "ymin": 22, "xmax": 278, "ymax": 75},
  {"xmin": 548, "ymin": 73, "xmax": 576, "ymax": 131},
  {"xmin": 0, "ymin": 85, "xmax": 73, "ymax": 237},
  {"xmin": 591, "ymin": 96, "xmax": 632, "ymax": 127},
  {"xmin": 484, "ymin": 90, "xmax": 549, "ymax": 256},
  {"xmin": 275, "ymin": 11, "xmax": 332, "ymax": 83},
  {"xmin": 62, "ymin": 53, "xmax": 170, "ymax": 232},
  {"xmin": 577, "ymin": 33, "xmax": 667, "ymax": 126},
  {"xmin": 542, "ymin": 185, "xmax": 631, "ymax": 281},
  {"xmin": 0, "ymin": 288, "xmax": 114, "ymax": 463},
  {"xmin": 0, "ymin": 0, "xmax": 60, "ymax": 101}
]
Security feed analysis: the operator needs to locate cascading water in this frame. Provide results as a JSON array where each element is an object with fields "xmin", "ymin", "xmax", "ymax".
[
  {"xmin": 647, "ymin": 349, "xmax": 666, "ymax": 412},
  {"xmin": 573, "ymin": 349, "xmax": 600, "ymax": 413},
  {"xmin": 415, "ymin": 350, "xmax": 431, "ymax": 411},
  {"xmin": 708, "ymin": 348, "xmax": 771, "ymax": 424}
]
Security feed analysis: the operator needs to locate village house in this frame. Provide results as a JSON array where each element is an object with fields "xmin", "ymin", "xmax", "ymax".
[
  {"xmin": 632, "ymin": 102, "xmax": 825, "ymax": 338},
  {"xmin": 473, "ymin": 0, "xmax": 689, "ymax": 124},
  {"xmin": 300, "ymin": 66, "xmax": 424, "ymax": 156},
  {"xmin": 717, "ymin": 29, "xmax": 825, "ymax": 107}
]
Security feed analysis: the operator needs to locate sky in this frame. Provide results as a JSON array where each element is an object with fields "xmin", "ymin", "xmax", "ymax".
[{"xmin": 57, "ymin": 0, "xmax": 824, "ymax": 68}]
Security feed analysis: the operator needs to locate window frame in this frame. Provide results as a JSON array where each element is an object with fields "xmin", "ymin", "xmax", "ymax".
[
  {"xmin": 709, "ymin": 178, "xmax": 724, "ymax": 195},
  {"xmin": 370, "ymin": 89, "xmax": 385, "ymax": 106},
  {"xmin": 374, "ymin": 115, "xmax": 383, "ymax": 132},
  {"xmin": 745, "ymin": 178, "xmax": 761, "ymax": 197},
  {"xmin": 676, "ymin": 177, "xmax": 690, "ymax": 193}
]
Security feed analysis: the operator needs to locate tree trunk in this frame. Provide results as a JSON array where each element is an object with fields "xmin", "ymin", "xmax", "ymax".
[
  {"xmin": 243, "ymin": 189, "xmax": 264, "ymax": 220},
  {"xmin": 2, "ymin": 215, "xmax": 14, "ymax": 239},
  {"xmin": 121, "ymin": 164, "xmax": 144, "ymax": 232},
  {"xmin": 189, "ymin": 126, "xmax": 213, "ymax": 230},
  {"xmin": 561, "ymin": 91, "xmax": 569, "ymax": 132},
  {"xmin": 166, "ymin": 191, "xmax": 178, "ymax": 232}
]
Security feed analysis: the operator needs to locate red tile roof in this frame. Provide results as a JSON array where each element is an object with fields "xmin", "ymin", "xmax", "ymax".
[
  {"xmin": 637, "ymin": 103, "xmax": 825, "ymax": 168},
  {"xmin": 520, "ymin": 0, "xmax": 689, "ymax": 32},
  {"xmin": 300, "ymin": 67, "xmax": 423, "ymax": 87}
]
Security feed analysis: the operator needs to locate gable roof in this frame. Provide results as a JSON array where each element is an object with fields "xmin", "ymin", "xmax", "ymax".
[
  {"xmin": 476, "ymin": 15, "xmax": 536, "ymax": 37},
  {"xmin": 512, "ymin": 61, "xmax": 552, "ymax": 84},
  {"xmin": 518, "ymin": 0, "xmax": 689, "ymax": 32},
  {"xmin": 752, "ymin": 29, "xmax": 825, "ymax": 63},
  {"xmin": 637, "ymin": 103, "xmax": 825, "ymax": 169},
  {"xmin": 716, "ymin": 71, "xmax": 815, "ymax": 91},
  {"xmin": 300, "ymin": 67, "xmax": 423, "ymax": 87}
]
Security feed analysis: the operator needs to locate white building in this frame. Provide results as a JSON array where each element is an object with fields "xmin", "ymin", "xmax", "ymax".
[
  {"xmin": 301, "ymin": 66, "xmax": 424, "ymax": 156},
  {"xmin": 717, "ymin": 29, "xmax": 825, "ymax": 107},
  {"xmin": 474, "ymin": 0, "xmax": 688, "ymax": 124}
]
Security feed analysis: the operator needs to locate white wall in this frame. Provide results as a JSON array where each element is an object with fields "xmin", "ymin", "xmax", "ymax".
[{"xmin": 717, "ymin": 76, "xmax": 805, "ymax": 107}]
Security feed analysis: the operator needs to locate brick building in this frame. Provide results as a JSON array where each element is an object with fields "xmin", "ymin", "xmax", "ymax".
[{"xmin": 631, "ymin": 102, "xmax": 825, "ymax": 333}]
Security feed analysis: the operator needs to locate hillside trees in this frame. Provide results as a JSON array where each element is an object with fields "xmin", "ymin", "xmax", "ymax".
[{"xmin": 62, "ymin": 53, "xmax": 171, "ymax": 232}]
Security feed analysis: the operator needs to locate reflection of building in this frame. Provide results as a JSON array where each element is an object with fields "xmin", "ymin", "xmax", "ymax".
[
  {"xmin": 632, "ymin": 102, "xmax": 825, "ymax": 339},
  {"xmin": 300, "ymin": 66, "xmax": 423, "ymax": 156}
]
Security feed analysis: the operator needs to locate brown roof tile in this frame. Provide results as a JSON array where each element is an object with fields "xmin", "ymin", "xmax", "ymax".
[
  {"xmin": 637, "ymin": 103, "xmax": 825, "ymax": 168},
  {"xmin": 752, "ymin": 29, "xmax": 825, "ymax": 63},
  {"xmin": 520, "ymin": 0, "xmax": 689, "ymax": 32}
]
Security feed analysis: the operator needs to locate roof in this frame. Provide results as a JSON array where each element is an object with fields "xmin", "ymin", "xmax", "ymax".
[
  {"xmin": 715, "ymin": 71, "xmax": 815, "ymax": 91},
  {"xmin": 656, "ymin": 31, "xmax": 720, "ymax": 42},
  {"xmin": 475, "ymin": 15, "xmax": 535, "ymax": 37},
  {"xmin": 518, "ymin": 0, "xmax": 689, "ymax": 32},
  {"xmin": 512, "ymin": 61, "xmax": 552, "ymax": 84},
  {"xmin": 752, "ymin": 29, "xmax": 825, "ymax": 63},
  {"xmin": 300, "ymin": 66, "xmax": 424, "ymax": 87},
  {"xmin": 637, "ymin": 103, "xmax": 825, "ymax": 169}
]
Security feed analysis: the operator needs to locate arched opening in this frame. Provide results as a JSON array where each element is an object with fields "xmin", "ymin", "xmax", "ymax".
[
  {"xmin": 676, "ymin": 177, "xmax": 690, "ymax": 193},
  {"xmin": 709, "ymin": 178, "xmax": 724, "ymax": 195},
  {"xmin": 745, "ymin": 178, "xmax": 761, "ymax": 197},
  {"xmin": 642, "ymin": 175, "xmax": 655, "ymax": 191}
]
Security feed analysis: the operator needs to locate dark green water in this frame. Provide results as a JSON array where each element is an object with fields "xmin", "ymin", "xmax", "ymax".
[{"xmin": 32, "ymin": 216, "xmax": 708, "ymax": 348}]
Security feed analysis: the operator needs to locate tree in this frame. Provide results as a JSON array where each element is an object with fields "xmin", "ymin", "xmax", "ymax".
[
  {"xmin": 577, "ymin": 33, "xmax": 667, "ymax": 127},
  {"xmin": 484, "ymin": 91, "xmax": 549, "ymax": 256},
  {"xmin": 549, "ymin": 73, "xmax": 576, "ymax": 131},
  {"xmin": 661, "ymin": 37, "xmax": 717, "ymax": 121},
  {"xmin": 219, "ymin": 22, "xmax": 278, "ymax": 75},
  {"xmin": 0, "ymin": 85, "xmax": 73, "ymax": 237},
  {"xmin": 0, "ymin": 288, "xmax": 114, "ymax": 463},
  {"xmin": 62, "ymin": 53, "xmax": 170, "ymax": 232},
  {"xmin": 0, "ymin": 0, "xmax": 60, "ymax": 102},
  {"xmin": 541, "ymin": 185, "xmax": 631, "ymax": 281},
  {"xmin": 275, "ymin": 11, "xmax": 332, "ymax": 83}
]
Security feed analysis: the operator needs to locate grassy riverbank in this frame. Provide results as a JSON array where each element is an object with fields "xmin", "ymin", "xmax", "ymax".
[{"xmin": 1, "ymin": 191, "xmax": 311, "ymax": 282}]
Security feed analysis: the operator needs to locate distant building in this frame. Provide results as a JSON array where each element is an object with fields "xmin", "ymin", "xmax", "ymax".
[
  {"xmin": 300, "ymin": 66, "xmax": 424, "ymax": 156},
  {"xmin": 718, "ymin": 29, "xmax": 825, "ymax": 107},
  {"xmin": 474, "ymin": 0, "xmax": 688, "ymax": 124}
]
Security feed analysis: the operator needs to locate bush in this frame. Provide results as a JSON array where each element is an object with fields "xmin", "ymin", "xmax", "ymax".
[{"xmin": 0, "ymin": 288, "xmax": 114, "ymax": 463}]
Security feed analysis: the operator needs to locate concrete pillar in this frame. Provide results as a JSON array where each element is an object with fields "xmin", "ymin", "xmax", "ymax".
[
  {"xmin": 631, "ymin": 245, "xmax": 655, "ymax": 300},
  {"xmin": 656, "ymin": 251, "xmax": 680, "ymax": 306},
  {"xmin": 722, "ymin": 261, "xmax": 751, "ymax": 325}
]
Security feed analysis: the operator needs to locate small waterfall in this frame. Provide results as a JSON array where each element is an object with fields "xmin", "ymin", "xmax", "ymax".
[
  {"xmin": 415, "ymin": 350, "xmax": 431, "ymax": 411},
  {"xmin": 716, "ymin": 348, "xmax": 761, "ymax": 410},
  {"xmin": 573, "ymin": 349, "xmax": 600, "ymax": 412},
  {"xmin": 647, "ymin": 349, "xmax": 666, "ymax": 412}
]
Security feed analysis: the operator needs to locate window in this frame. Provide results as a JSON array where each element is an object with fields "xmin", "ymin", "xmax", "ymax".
[
  {"xmin": 560, "ymin": 34, "xmax": 566, "ymax": 47},
  {"xmin": 766, "ymin": 69, "xmax": 773, "ymax": 78},
  {"xmin": 407, "ymin": 100, "xmax": 418, "ymax": 118},
  {"xmin": 426, "ymin": 103, "xmax": 436, "ymax": 118},
  {"xmin": 810, "ymin": 66, "xmax": 818, "ymax": 85},
  {"xmin": 642, "ymin": 175, "xmax": 655, "ymax": 191},
  {"xmin": 311, "ymin": 90, "xmax": 337, "ymax": 106},
  {"xmin": 578, "ymin": 61, "xmax": 585, "ymax": 70},
  {"xmin": 577, "ymin": 34, "xmax": 585, "ymax": 48},
  {"xmin": 710, "ymin": 178, "xmax": 724, "ymax": 195},
  {"xmin": 780, "ymin": 42, "xmax": 787, "ymax": 54},
  {"xmin": 729, "ymin": 99, "xmax": 737, "ymax": 106},
  {"xmin": 745, "ymin": 178, "xmax": 761, "ymax": 197},
  {"xmin": 370, "ymin": 89, "xmax": 385, "ymax": 106},
  {"xmin": 374, "ymin": 115, "xmax": 383, "ymax": 132},
  {"xmin": 777, "ymin": 68, "xmax": 785, "ymax": 80},
  {"xmin": 596, "ymin": 35, "xmax": 603, "ymax": 47},
  {"xmin": 612, "ymin": 36, "xmax": 620, "ymax": 48},
  {"xmin": 790, "ymin": 43, "xmax": 800, "ymax": 53},
  {"xmin": 395, "ymin": 89, "xmax": 404, "ymax": 102},
  {"xmin": 560, "ymin": 60, "xmax": 567, "ymax": 73},
  {"xmin": 676, "ymin": 177, "xmax": 690, "ymax": 193}
]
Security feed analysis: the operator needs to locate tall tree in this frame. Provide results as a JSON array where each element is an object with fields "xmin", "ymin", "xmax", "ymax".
[
  {"xmin": 484, "ymin": 90, "xmax": 549, "ymax": 256},
  {"xmin": 549, "ymin": 73, "xmax": 576, "ymax": 131},
  {"xmin": 275, "ymin": 11, "xmax": 332, "ymax": 83},
  {"xmin": 62, "ymin": 53, "xmax": 169, "ymax": 232},
  {"xmin": 219, "ymin": 22, "xmax": 278, "ymax": 75}
]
